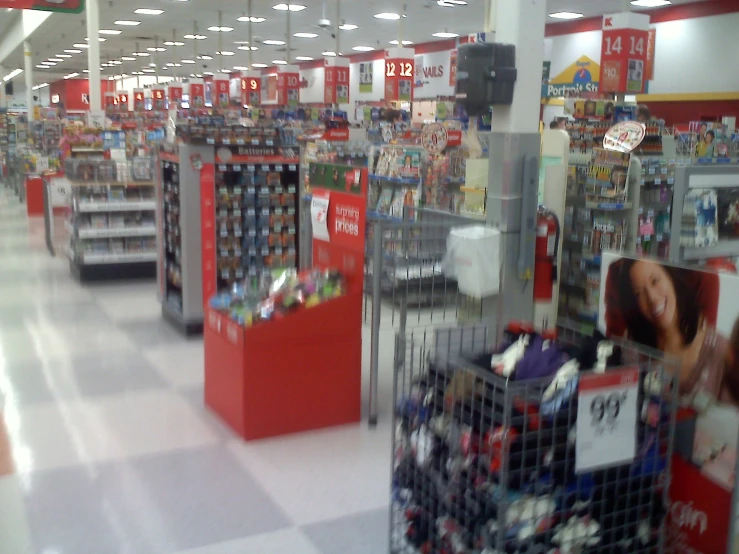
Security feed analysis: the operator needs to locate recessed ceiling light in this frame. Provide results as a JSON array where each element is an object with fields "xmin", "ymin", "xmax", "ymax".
[
  {"xmin": 110, "ymin": 61, "xmax": 122, "ymax": 65},
  {"xmin": 220, "ymin": 68, "xmax": 231, "ymax": 73},
  {"xmin": 437, "ymin": 0, "xmax": 467, "ymax": 5},
  {"xmin": 548, "ymin": 11, "xmax": 584, "ymax": 19},
  {"xmin": 233, "ymin": 65, "xmax": 248, "ymax": 70},
  {"xmin": 374, "ymin": 12, "xmax": 400, "ymax": 20},
  {"xmin": 352, "ymin": 46, "xmax": 374, "ymax": 51},
  {"xmin": 184, "ymin": 34, "xmax": 207, "ymax": 40},
  {"xmin": 86, "ymin": 37, "xmax": 106, "ymax": 42},
  {"xmin": 36, "ymin": 64, "xmax": 49, "ymax": 69},
  {"xmin": 121, "ymin": 56, "xmax": 136, "ymax": 61},
  {"xmin": 181, "ymin": 59, "xmax": 196, "ymax": 64},
  {"xmin": 134, "ymin": 8, "xmax": 164, "ymax": 15},
  {"xmin": 48, "ymin": 58, "xmax": 63, "ymax": 62},
  {"xmin": 115, "ymin": 20, "xmax": 141, "ymax": 26},
  {"xmin": 83, "ymin": 69, "xmax": 89, "ymax": 73},
  {"xmin": 57, "ymin": 54, "xmax": 72, "ymax": 58},
  {"xmin": 238, "ymin": 46, "xmax": 259, "ymax": 51},
  {"xmin": 166, "ymin": 62, "xmax": 175, "ymax": 67},
  {"xmin": 390, "ymin": 40, "xmax": 413, "ymax": 45},
  {"xmin": 295, "ymin": 56, "xmax": 313, "ymax": 60},
  {"xmin": 252, "ymin": 63, "xmax": 268, "ymax": 68},
  {"xmin": 237, "ymin": 16, "xmax": 266, "ymax": 22},
  {"xmin": 203, "ymin": 71, "xmax": 215, "ymax": 75},
  {"xmin": 197, "ymin": 54, "xmax": 213, "ymax": 60},
  {"xmin": 339, "ymin": 24, "xmax": 358, "ymax": 30},
  {"xmin": 132, "ymin": 52, "xmax": 151, "ymax": 57},
  {"xmin": 73, "ymin": 44, "xmax": 89, "ymax": 48},
  {"xmin": 273, "ymin": 4, "xmax": 306, "ymax": 11},
  {"xmin": 208, "ymin": 26, "xmax": 234, "ymax": 32},
  {"xmin": 64, "ymin": 49, "xmax": 82, "ymax": 53},
  {"xmin": 33, "ymin": 83, "xmax": 49, "ymax": 90},
  {"xmin": 432, "ymin": 31, "xmax": 459, "ymax": 38},
  {"xmin": 630, "ymin": 0, "xmax": 671, "ymax": 6},
  {"xmin": 42, "ymin": 62, "xmax": 57, "ymax": 66},
  {"xmin": 99, "ymin": 29, "xmax": 122, "ymax": 35},
  {"xmin": 273, "ymin": 60, "xmax": 287, "ymax": 64},
  {"xmin": 147, "ymin": 47, "xmax": 166, "ymax": 52},
  {"xmin": 217, "ymin": 51, "xmax": 235, "ymax": 56},
  {"xmin": 322, "ymin": 51, "xmax": 336, "ymax": 56},
  {"xmin": 294, "ymin": 32, "xmax": 318, "ymax": 38},
  {"xmin": 263, "ymin": 39, "xmax": 285, "ymax": 45},
  {"xmin": 174, "ymin": 63, "xmax": 182, "ymax": 67},
  {"xmin": 132, "ymin": 71, "xmax": 143, "ymax": 75},
  {"xmin": 143, "ymin": 68, "xmax": 156, "ymax": 73},
  {"xmin": 64, "ymin": 72, "xmax": 80, "ymax": 79},
  {"xmin": 164, "ymin": 41, "xmax": 186, "ymax": 46}
]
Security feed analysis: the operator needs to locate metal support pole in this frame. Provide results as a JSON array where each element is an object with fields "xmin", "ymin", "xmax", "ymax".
[
  {"xmin": 86, "ymin": 0, "xmax": 102, "ymax": 111},
  {"xmin": 23, "ymin": 41, "xmax": 33, "ymax": 132},
  {"xmin": 335, "ymin": 0, "xmax": 341, "ymax": 57},
  {"xmin": 248, "ymin": 0, "xmax": 254, "ymax": 69},
  {"xmin": 368, "ymin": 222, "xmax": 383, "ymax": 427},
  {"xmin": 286, "ymin": 8, "xmax": 292, "ymax": 64}
]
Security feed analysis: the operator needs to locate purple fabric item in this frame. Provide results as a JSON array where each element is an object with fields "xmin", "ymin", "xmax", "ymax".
[{"xmin": 514, "ymin": 335, "xmax": 567, "ymax": 380}]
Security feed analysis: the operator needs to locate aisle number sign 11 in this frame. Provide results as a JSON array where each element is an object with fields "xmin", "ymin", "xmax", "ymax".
[
  {"xmin": 599, "ymin": 12, "xmax": 651, "ymax": 94},
  {"xmin": 384, "ymin": 47, "xmax": 415, "ymax": 103}
]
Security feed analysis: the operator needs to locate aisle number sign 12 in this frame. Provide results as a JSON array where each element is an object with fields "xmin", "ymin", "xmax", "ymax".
[
  {"xmin": 384, "ymin": 48, "xmax": 415, "ymax": 103},
  {"xmin": 599, "ymin": 12, "xmax": 651, "ymax": 94},
  {"xmin": 575, "ymin": 367, "xmax": 639, "ymax": 473}
]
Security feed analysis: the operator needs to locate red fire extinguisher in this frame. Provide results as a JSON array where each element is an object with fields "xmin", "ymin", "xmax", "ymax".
[{"xmin": 534, "ymin": 207, "xmax": 560, "ymax": 301}]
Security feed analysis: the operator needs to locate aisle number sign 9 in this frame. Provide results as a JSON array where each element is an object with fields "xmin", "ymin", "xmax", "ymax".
[{"xmin": 386, "ymin": 61, "xmax": 413, "ymax": 78}]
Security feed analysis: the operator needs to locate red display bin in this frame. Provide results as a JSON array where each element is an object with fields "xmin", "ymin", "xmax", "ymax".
[
  {"xmin": 204, "ymin": 291, "xmax": 362, "ymax": 441},
  {"xmin": 25, "ymin": 176, "xmax": 44, "ymax": 216}
]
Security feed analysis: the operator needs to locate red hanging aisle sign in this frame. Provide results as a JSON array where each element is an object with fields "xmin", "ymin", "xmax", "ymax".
[
  {"xmin": 190, "ymin": 82, "xmax": 205, "ymax": 109},
  {"xmin": 168, "ymin": 84, "xmax": 183, "ymax": 108},
  {"xmin": 152, "ymin": 87, "xmax": 166, "ymax": 111},
  {"xmin": 384, "ymin": 47, "xmax": 415, "ymax": 103},
  {"xmin": 241, "ymin": 73, "xmax": 261, "ymax": 107},
  {"xmin": 214, "ymin": 79, "xmax": 230, "ymax": 109},
  {"xmin": 117, "ymin": 92, "xmax": 129, "ymax": 112},
  {"xmin": 276, "ymin": 65, "xmax": 300, "ymax": 107},
  {"xmin": 133, "ymin": 89, "xmax": 146, "ymax": 112},
  {"xmin": 598, "ymin": 12, "xmax": 650, "ymax": 94},
  {"xmin": 324, "ymin": 58, "xmax": 350, "ymax": 105}
]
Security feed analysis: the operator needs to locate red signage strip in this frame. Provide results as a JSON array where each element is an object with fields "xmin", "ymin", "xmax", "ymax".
[
  {"xmin": 200, "ymin": 164, "xmax": 217, "ymax": 306},
  {"xmin": 0, "ymin": 0, "xmax": 84, "ymax": 12}
]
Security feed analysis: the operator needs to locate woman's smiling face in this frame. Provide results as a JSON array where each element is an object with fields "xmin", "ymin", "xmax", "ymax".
[{"xmin": 630, "ymin": 261, "xmax": 677, "ymax": 331}]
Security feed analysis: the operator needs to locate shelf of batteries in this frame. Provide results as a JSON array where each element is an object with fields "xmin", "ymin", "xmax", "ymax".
[
  {"xmin": 214, "ymin": 163, "xmax": 299, "ymax": 292},
  {"xmin": 635, "ymin": 157, "xmax": 677, "ymax": 259},
  {"xmin": 162, "ymin": 159, "xmax": 183, "ymax": 312},
  {"xmin": 559, "ymin": 149, "xmax": 632, "ymax": 325},
  {"xmin": 65, "ymin": 157, "xmax": 157, "ymax": 267}
]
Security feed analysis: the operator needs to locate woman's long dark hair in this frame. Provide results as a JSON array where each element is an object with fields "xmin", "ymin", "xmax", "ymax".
[{"xmin": 606, "ymin": 258, "xmax": 703, "ymax": 348}]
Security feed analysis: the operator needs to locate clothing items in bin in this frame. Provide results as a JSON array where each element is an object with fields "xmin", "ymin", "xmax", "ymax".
[{"xmin": 442, "ymin": 225, "xmax": 501, "ymax": 299}]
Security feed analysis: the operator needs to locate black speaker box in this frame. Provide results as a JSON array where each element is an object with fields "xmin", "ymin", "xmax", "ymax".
[{"xmin": 455, "ymin": 42, "xmax": 517, "ymax": 115}]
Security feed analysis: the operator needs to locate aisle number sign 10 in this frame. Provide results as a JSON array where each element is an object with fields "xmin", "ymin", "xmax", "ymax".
[{"xmin": 599, "ymin": 12, "xmax": 650, "ymax": 94}]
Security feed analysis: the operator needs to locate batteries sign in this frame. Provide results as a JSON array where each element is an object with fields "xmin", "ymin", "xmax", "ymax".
[
  {"xmin": 0, "ymin": 0, "xmax": 84, "ymax": 12},
  {"xmin": 576, "ymin": 367, "xmax": 638, "ymax": 473}
]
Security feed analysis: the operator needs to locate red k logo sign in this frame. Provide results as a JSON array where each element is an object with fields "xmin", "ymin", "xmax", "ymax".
[{"xmin": 604, "ymin": 17, "xmax": 613, "ymax": 27}]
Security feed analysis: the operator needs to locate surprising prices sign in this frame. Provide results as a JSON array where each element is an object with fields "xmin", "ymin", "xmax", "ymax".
[
  {"xmin": 576, "ymin": 367, "xmax": 639, "ymax": 473},
  {"xmin": 599, "ymin": 12, "xmax": 650, "ymax": 94}
]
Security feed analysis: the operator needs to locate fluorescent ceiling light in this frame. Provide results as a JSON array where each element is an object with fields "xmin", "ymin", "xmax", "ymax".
[
  {"xmin": 115, "ymin": 20, "xmax": 141, "ymax": 26},
  {"xmin": 110, "ymin": 61, "xmax": 122, "ymax": 65},
  {"xmin": 549, "ymin": 11, "xmax": 584, "ymax": 19},
  {"xmin": 85, "ymin": 37, "xmax": 106, "ymax": 42},
  {"xmin": 83, "ymin": 69, "xmax": 89, "ymax": 73},
  {"xmin": 147, "ymin": 47, "xmax": 166, "ymax": 52},
  {"xmin": 339, "ymin": 24, "xmax": 358, "ymax": 30},
  {"xmin": 3, "ymin": 69, "xmax": 22, "ymax": 82},
  {"xmin": 233, "ymin": 65, "xmax": 248, "ymax": 70},
  {"xmin": 203, "ymin": 71, "xmax": 215, "ymax": 75},
  {"xmin": 42, "ymin": 62, "xmax": 57, "ymax": 66},
  {"xmin": 432, "ymin": 31, "xmax": 459, "ymax": 37},
  {"xmin": 273, "ymin": 60, "xmax": 287, "ymax": 64},
  {"xmin": 238, "ymin": 46, "xmax": 258, "ymax": 51},
  {"xmin": 293, "ymin": 32, "xmax": 318, "ymax": 38},
  {"xmin": 352, "ymin": 46, "xmax": 374, "ymax": 51},
  {"xmin": 164, "ymin": 41, "xmax": 185, "ymax": 46},
  {"xmin": 184, "ymin": 34, "xmax": 207, "ymax": 40},
  {"xmin": 174, "ymin": 63, "xmax": 182, "ymax": 67},
  {"xmin": 237, "ymin": 16, "xmax": 266, "ymax": 22},
  {"xmin": 65, "ymin": 49, "xmax": 82, "ymax": 53},
  {"xmin": 252, "ymin": 63, "xmax": 268, "ymax": 68},
  {"xmin": 64, "ymin": 72, "xmax": 79, "ymax": 79},
  {"xmin": 181, "ymin": 59, "xmax": 196, "ymax": 64},
  {"xmin": 437, "ymin": 0, "xmax": 467, "ymax": 5},
  {"xmin": 73, "ymin": 44, "xmax": 89, "ymax": 48},
  {"xmin": 166, "ymin": 62, "xmax": 175, "ymax": 66},
  {"xmin": 121, "ymin": 56, "xmax": 136, "ymax": 61},
  {"xmin": 198, "ymin": 55, "xmax": 213, "ymax": 60},
  {"xmin": 322, "ymin": 51, "xmax": 336, "ymax": 56},
  {"xmin": 631, "ymin": 0, "xmax": 671, "ymax": 6},
  {"xmin": 273, "ymin": 4, "xmax": 306, "ymax": 11},
  {"xmin": 132, "ymin": 52, "xmax": 151, "ymax": 57},
  {"xmin": 33, "ymin": 83, "xmax": 49, "ymax": 90},
  {"xmin": 374, "ymin": 12, "xmax": 400, "ymax": 20},
  {"xmin": 220, "ymin": 69, "xmax": 231, "ymax": 73},
  {"xmin": 217, "ymin": 51, "xmax": 235, "ymax": 56},
  {"xmin": 99, "ymin": 29, "xmax": 122, "ymax": 35},
  {"xmin": 143, "ymin": 68, "xmax": 156, "ymax": 73},
  {"xmin": 295, "ymin": 56, "xmax": 313, "ymax": 60},
  {"xmin": 149, "ymin": 62, "xmax": 157, "ymax": 66},
  {"xmin": 48, "ymin": 58, "xmax": 63, "ymax": 62},
  {"xmin": 208, "ymin": 26, "xmax": 234, "ymax": 32},
  {"xmin": 36, "ymin": 65, "xmax": 49, "ymax": 69},
  {"xmin": 134, "ymin": 8, "xmax": 164, "ymax": 15},
  {"xmin": 263, "ymin": 39, "xmax": 285, "ymax": 45},
  {"xmin": 57, "ymin": 54, "xmax": 72, "ymax": 58},
  {"xmin": 390, "ymin": 40, "xmax": 413, "ymax": 45}
]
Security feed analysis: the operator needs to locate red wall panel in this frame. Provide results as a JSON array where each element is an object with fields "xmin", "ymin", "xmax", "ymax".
[
  {"xmin": 48, "ymin": 79, "xmax": 116, "ymax": 111},
  {"xmin": 646, "ymin": 100, "xmax": 739, "ymax": 126}
]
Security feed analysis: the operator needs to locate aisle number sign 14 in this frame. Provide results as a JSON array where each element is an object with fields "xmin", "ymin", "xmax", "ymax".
[
  {"xmin": 598, "ymin": 12, "xmax": 650, "ymax": 94},
  {"xmin": 575, "ymin": 367, "xmax": 639, "ymax": 473}
]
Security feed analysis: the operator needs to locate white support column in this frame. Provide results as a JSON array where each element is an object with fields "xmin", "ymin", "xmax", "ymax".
[
  {"xmin": 86, "ymin": 0, "xmax": 101, "ymax": 111},
  {"xmin": 0, "ymin": 65, "xmax": 6, "ymax": 109},
  {"xmin": 23, "ymin": 41, "xmax": 33, "ymax": 129},
  {"xmin": 490, "ymin": 0, "xmax": 546, "ymax": 134}
]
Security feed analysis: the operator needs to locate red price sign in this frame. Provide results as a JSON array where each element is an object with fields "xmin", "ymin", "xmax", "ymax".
[
  {"xmin": 241, "ymin": 77, "xmax": 261, "ymax": 107},
  {"xmin": 384, "ymin": 49, "xmax": 415, "ymax": 103},
  {"xmin": 599, "ymin": 13, "xmax": 650, "ymax": 94}
]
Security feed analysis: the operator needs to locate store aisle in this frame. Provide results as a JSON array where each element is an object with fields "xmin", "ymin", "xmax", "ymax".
[{"xmin": 0, "ymin": 190, "xmax": 391, "ymax": 554}]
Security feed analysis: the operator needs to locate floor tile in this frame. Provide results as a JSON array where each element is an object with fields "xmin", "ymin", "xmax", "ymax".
[
  {"xmin": 179, "ymin": 385, "xmax": 239, "ymax": 440},
  {"xmin": 142, "ymin": 341, "xmax": 205, "ymax": 389},
  {"xmin": 0, "ymin": 476, "xmax": 35, "ymax": 554},
  {"xmin": 227, "ymin": 421, "xmax": 392, "ymax": 526},
  {"xmin": 95, "ymin": 289, "xmax": 163, "ymax": 322},
  {"xmin": 302, "ymin": 507, "xmax": 391, "ymax": 554},
  {"xmin": 171, "ymin": 528, "xmax": 322, "ymax": 554},
  {"xmin": 119, "ymin": 318, "xmax": 196, "ymax": 348}
]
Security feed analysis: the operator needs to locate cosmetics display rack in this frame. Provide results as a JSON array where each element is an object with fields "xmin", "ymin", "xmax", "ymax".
[
  {"xmin": 65, "ymin": 156, "xmax": 158, "ymax": 282},
  {"xmin": 558, "ymin": 149, "xmax": 642, "ymax": 327}
]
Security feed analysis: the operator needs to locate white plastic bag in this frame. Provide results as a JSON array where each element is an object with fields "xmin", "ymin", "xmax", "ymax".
[{"xmin": 442, "ymin": 226, "xmax": 501, "ymax": 299}]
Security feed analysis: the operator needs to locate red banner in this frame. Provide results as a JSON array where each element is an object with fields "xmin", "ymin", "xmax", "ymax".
[
  {"xmin": 449, "ymin": 50, "xmax": 458, "ymax": 87},
  {"xmin": 384, "ymin": 49, "xmax": 415, "ymax": 103},
  {"xmin": 133, "ymin": 90, "xmax": 146, "ymax": 112},
  {"xmin": 214, "ymin": 80, "xmax": 230, "ymax": 109},
  {"xmin": 599, "ymin": 13, "xmax": 650, "ymax": 94},
  {"xmin": 277, "ymin": 72, "xmax": 299, "ymax": 106},
  {"xmin": 242, "ymin": 77, "xmax": 260, "ymax": 107},
  {"xmin": 0, "ymin": 0, "xmax": 83, "ymax": 12},
  {"xmin": 152, "ymin": 87, "xmax": 166, "ymax": 111},
  {"xmin": 200, "ymin": 164, "xmax": 216, "ymax": 307},
  {"xmin": 645, "ymin": 27, "xmax": 656, "ymax": 81},
  {"xmin": 324, "ymin": 60, "xmax": 350, "ymax": 105},
  {"xmin": 168, "ymin": 85, "xmax": 183, "ymax": 107},
  {"xmin": 190, "ymin": 83, "xmax": 205, "ymax": 109},
  {"xmin": 117, "ymin": 93, "xmax": 129, "ymax": 112}
]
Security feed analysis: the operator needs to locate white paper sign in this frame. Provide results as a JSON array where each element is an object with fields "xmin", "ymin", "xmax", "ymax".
[
  {"xmin": 49, "ymin": 177, "xmax": 71, "ymax": 207},
  {"xmin": 87, "ymin": 110, "xmax": 106, "ymax": 130},
  {"xmin": 36, "ymin": 156, "xmax": 49, "ymax": 173},
  {"xmin": 576, "ymin": 367, "xmax": 639, "ymax": 473},
  {"xmin": 311, "ymin": 192, "xmax": 331, "ymax": 243}
]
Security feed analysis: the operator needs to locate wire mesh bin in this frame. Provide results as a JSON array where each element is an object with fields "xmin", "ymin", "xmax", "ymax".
[{"xmin": 390, "ymin": 324, "xmax": 678, "ymax": 554}]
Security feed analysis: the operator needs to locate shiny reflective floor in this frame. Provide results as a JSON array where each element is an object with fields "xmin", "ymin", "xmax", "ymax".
[{"xmin": 0, "ymin": 188, "xmax": 392, "ymax": 554}]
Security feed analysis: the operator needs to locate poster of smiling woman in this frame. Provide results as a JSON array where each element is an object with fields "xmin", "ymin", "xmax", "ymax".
[{"xmin": 598, "ymin": 252, "xmax": 739, "ymax": 553}]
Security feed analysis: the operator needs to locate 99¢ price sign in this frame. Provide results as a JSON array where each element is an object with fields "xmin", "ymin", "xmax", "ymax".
[{"xmin": 576, "ymin": 367, "xmax": 639, "ymax": 473}]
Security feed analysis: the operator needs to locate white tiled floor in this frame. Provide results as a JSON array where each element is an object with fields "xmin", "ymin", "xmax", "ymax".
[{"xmin": 0, "ymin": 187, "xmax": 396, "ymax": 554}]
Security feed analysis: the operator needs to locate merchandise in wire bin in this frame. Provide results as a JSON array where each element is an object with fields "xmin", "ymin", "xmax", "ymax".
[
  {"xmin": 369, "ymin": 145, "xmax": 423, "ymax": 221},
  {"xmin": 636, "ymin": 158, "xmax": 676, "ymax": 259},
  {"xmin": 162, "ymin": 160, "xmax": 182, "ymax": 311},
  {"xmin": 391, "ymin": 324, "xmax": 677, "ymax": 554},
  {"xmin": 680, "ymin": 189, "xmax": 719, "ymax": 249},
  {"xmin": 214, "ymin": 161, "xmax": 299, "ymax": 291}
]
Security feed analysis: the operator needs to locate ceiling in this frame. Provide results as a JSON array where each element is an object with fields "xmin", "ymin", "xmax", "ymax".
[{"xmin": 0, "ymin": 0, "xmax": 714, "ymax": 85}]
